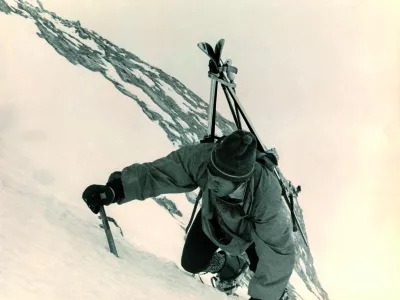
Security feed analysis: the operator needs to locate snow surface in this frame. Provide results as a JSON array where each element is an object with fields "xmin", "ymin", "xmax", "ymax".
[
  {"xmin": 102, "ymin": 60, "xmax": 175, "ymax": 124},
  {"xmin": 176, "ymin": 117, "xmax": 190, "ymax": 130},
  {"xmin": 51, "ymin": 17, "xmax": 105, "ymax": 54},
  {"xmin": 131, "ymin": 69, "xmax": 156, "ymax": 87},
  {"xmin": 299, "ymin": 259, "xmax": 307, "ymax": 274},
  {"xmin": 156, "ymin": 79, "xmax": 191, "ymax": 114},
  {"xmin": 129, "ymin": 59, "xmax": 161, "ymax": 76}
]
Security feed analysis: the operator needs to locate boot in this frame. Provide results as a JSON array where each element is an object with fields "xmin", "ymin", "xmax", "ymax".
[{"xmin": 209, "ymin": 251, "xmax": 249, "ymax": 295}]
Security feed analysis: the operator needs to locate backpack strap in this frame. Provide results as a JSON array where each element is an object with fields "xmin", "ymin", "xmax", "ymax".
[
  {"xmin": 185, "ymin": 190, "xmax": 203, "ymax": 234},
  {"xmin": 185, "ymin": 135, "xmax": 227, "ymax": 234},
  {"xmin": 255, "ymin": 150, "xmax": 277, "ymax": 172}
]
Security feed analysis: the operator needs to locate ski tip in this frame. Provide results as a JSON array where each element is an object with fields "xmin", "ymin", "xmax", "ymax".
[
  {"xmin": 197, "ymin": 42, "xmax": 210, "ymax": 49},
  {"xmin": 197, "ymin": 42, "xmax": 209, "ymax": 53}
]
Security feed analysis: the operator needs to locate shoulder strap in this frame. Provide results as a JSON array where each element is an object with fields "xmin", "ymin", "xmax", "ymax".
[
  {"xmin": 185, "ymin": 190, "xmax": 203, "ymax": 233},
  {"xmin": 255, "ymin": 150, "xmax": 277, "ymax": 172},
  {"xmin": 185, "ymin": 135, "xmax": 225, "ymax": 234}
]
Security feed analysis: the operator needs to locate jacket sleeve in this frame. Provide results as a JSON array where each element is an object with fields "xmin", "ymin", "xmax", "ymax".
[
  {"xmin": 118, "ymin": 144, "xmax": 203, "ymax": 204},
  {"xmin": 248, "ymin": 169, "xmax": 296, "ymax": 300}
]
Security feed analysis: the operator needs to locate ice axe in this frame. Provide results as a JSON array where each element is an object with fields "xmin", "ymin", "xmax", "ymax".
[
  {"xmin": 83, "ymin": 184, "xmax": 119, "ymax": 257},
  {"xmin": 99, "ymin": 205, "xmax": 119, "ymax": 258}
]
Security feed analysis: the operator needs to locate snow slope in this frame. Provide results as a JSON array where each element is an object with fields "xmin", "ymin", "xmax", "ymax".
[
  {"xmin": 0, "ymin": 11, "xmax": 228, "ymax": 300},
  {"xmin": 0, "ymin": 1, "xmax": 328, "ymax": 299}
]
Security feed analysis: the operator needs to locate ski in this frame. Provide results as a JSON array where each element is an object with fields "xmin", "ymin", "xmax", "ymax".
[
  {"xmin": 213, "ymin": 38, "xmax": 225, "ymax": 64},
  {"xmin": 197, "ymin": 42, "xmax": 218, "ymax": 67}
]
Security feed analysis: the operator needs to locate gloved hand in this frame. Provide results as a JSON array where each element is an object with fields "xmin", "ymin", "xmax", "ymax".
[
  {"xmin": 82, "ymin": 171, "xmax": 125, "ymax": 214},
  {"xmin": 82, "ymin": 184, "xmax": 116, "ymax": 214}
]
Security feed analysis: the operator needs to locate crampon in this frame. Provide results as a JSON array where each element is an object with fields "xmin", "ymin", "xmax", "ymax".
[{"xmin": 210, "ymin": 263, "xmax": 249, "ymax": 295}]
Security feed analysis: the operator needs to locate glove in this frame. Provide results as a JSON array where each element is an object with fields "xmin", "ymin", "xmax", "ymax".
[
  {"xmin": 82, "ymin": 171, "xmax": 125, "ymax": 214},
  {"xmin": 82, "ymin": 184, "xmax": 116, "ymax": 214}
]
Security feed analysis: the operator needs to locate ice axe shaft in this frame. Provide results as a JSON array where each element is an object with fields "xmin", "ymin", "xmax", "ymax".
[{"xmin": 99, "ymin": 206, "xmax": 119, "ymax": 258}]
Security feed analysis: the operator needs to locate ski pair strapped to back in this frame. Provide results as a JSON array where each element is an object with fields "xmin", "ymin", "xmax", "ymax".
[{"xmin": 193, "ymin": 39, "xmax": 309, "ymax": 248}]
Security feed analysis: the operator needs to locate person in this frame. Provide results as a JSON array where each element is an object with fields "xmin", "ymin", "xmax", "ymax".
[{"xmin": 82, "ymin": 129, "xmax": 295, "ymax": 300}]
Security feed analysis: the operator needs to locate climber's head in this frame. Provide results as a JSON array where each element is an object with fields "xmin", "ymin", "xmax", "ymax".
[{"xmin": 207, "ymin": 130, "xmax": 257, "ymax": 197}]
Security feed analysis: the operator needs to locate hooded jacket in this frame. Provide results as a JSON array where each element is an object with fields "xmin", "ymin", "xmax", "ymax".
[{"xmin": 118, "ymin": 142, "xmax": 295, "ymax": 300}]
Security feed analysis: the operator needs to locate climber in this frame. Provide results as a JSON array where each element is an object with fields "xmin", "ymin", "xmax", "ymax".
[{"xmin": 82, "ymin": 129, "xmax": 295, "ymax": 300}]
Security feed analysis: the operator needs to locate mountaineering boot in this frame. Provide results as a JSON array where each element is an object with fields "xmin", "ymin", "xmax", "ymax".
[{"xmin": 208, "ymin": 251, "xmax": 249, "ymax": 295}]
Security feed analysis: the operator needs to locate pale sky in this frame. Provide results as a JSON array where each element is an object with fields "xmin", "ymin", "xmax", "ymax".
[{"xmin": 6, "ymin": 0, "xmax": 400, "ymax": 299}]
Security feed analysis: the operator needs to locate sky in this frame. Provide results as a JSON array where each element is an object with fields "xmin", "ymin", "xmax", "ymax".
[{"xmin": 3, "ymin": 0, "xmax": 400, "ymax": 299}]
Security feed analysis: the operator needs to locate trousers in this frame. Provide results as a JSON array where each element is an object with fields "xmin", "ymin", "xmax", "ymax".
[{"xmin": 181, "ymin": 209, "xmax": 259, "ymax": 274}]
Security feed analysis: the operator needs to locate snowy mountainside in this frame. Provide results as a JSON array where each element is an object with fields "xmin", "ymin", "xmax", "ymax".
[
  {"xmin": 0, "ymin": 142, "xmax": 228, "ymax": 300},
  {"xmin": 2, "ymin": 0, "xmax": 234, "ymax": 148},
  {"xmin": 0, "ymin": 1, "xmax": 329, "ymax": 300}
]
